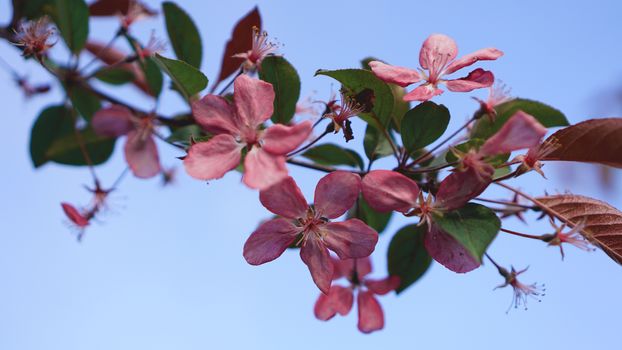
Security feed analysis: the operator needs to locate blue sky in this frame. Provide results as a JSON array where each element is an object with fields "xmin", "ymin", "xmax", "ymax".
[{"xmin": 0, "ymin": 0, "xmax": 621, "ymax": 349}]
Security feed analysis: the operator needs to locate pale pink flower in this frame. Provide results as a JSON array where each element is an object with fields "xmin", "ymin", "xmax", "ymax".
[
  {"xmin": 314, "ymin": 258, "xmax": 400, "ymax": 333},
  {"xmin": 473, "ymin": 81, "xmax": 512, "ymax": 121},
  {"xmin": 60, "ymin": 183, "xmax": 113, "ymax": 241},
  {"xmin": 495, "ymin": 265, "xmax": 545, "ymax": 312},
  {"xmin": 183, "ymin": 75, "xmax": 312, "ymax": 189},
  {"xmin": 543, "ymin": 219, "xmax": 593, "ymax": 259},
  {"xmin": 120, "ymin": 0, "xmax": 157, "ymax": 29},
  {"xmin": 92, "ymin": 105, "xmax": 162, "ymax": 179},
  {"xmin": 243, "ymin": 172, "xmax": 379, "ymax": 293},
  {"xmin": 361, "ymin": 168, "xmax": 491, "ymax": 273},
  {"xmin": 513, "ymin": 137, "xmax": 560, "ymax": 178},
  {"xmin": 13, "ymin": 17, "xmax": 55, "ymax": 58},
  {"xmin": 325, "ymin": 91, "xmax": 365, "ymax": 141},
  {"xmin": 232, "ymin": 26, "xmax": 277, "ymax": 71},
  {"xmin": 133, "ymin": 32, "xmax": 166, "ymax": 60},
  {"xmin": 369, "ymin": 34, "xmax": 503, "ymax": 101}
]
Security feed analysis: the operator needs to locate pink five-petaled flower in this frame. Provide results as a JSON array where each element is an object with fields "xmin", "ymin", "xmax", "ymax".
[
  {"xmin": 183, "ymin": 75, "xmax": 312, "ymax": 190},
  {"xmin": 233, "ymin": 26, "xmax": 277, "ymax": 72},
  {"xmin": 473, "ymin": 81, "xmax": 512, "ymax": 122},
  {"xmin": 369, "ymin": 34, "xmax": 503, "ymax": 101},
  {"xmin": 243, "ymin": 172, "xmax": 379, "ymax": 293},
  {"xmin": 314, "ymin": 257, "xmax": 400, "ymax": 333},
  {"xmin": 513, "ymin": 137, "xmax": 561, "ymax": 178},
  {"xmin": 456, "ymin": 111, "xmax": 548, "ymax": 180},
  {"xmin": 494, "ymin": 265, "xmax": 545, "ymax": 312},
  {"xmin": 325, "ymin": 91, "xmax": 365, "ymax": 142},
  {"xmin": 92, "ymin": 105, "xmax": 162, "ymax": 179},
  {"xmin": 361, "ymin": 168, "xmax": 491, "ymax": 273}
]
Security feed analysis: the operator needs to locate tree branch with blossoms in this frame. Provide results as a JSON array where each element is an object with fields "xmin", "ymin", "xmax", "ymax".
[{"xmin": 4, "ymin": 0, "xmax": 622, "ymax": 334}]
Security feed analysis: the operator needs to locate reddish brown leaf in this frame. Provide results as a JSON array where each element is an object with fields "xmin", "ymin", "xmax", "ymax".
[
  {"xmin": 537, "ymin": 194, "xmax": 622, "ymax": 265},
  {"xmin": 211, "ymin": 6, "xmax": 261, "ymax": 91},
  {"xmin": 89, "ymin": 0, "xmax": 130, "ymax": 16},
  {"xmin": 542, "ymin": 118, "xmax": 622, "ymax": 168},
  {"xmin": 85, "ymin": 41, "xmax": 151, "ymax": 96}
]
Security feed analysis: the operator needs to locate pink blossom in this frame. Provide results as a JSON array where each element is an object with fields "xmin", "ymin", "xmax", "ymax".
[
  {"xmin": 120, "ymin": 0, "xmax": 157, "ymax": 30},
  {"xmin": 183, "ymin": 75, "xmax": 312, "ymax": 189},
  {"xmin": 243, "ymin": 172, "xmax": 379, "ymax": 293},
  {"xmin": 314, "ymin": 257, "xmax": 400, "ymax": 333},
  {"xmin": 92, "ymin": 105, "xmax": 161, "ymax": 179},
  {"xmin": 362, "ymin": 168, "xmax": 491, "ymax": 273},
  {"xmin": 513, "ymin": 137, "xmax": 560, "ymax": 178},
  {"xmin": 60, "ymin": 183, "xmax": 113, "ymax": 241},
  {"xmin": 494, "ymin": 265, "xmax": 545, "ymax": 312},
  {"xmin": 369, "ymin": 34, "xmax": 503, "ymax": 101},
  {"xmin": 232, "ymin": 26, "xmax": 277, "ymax": 71},
  {"xmin": 133, "ymin": 32, "xmax": 166, "ymax": 60},
  {"xmin": 325, "ymin": 91, "xmax": 365, "ymax": 141},
  {"xmin": 13, "ymin": 17, "xmax": 56, "ymax": 58},
  {"xmin": 473, "ymin": 81, "xmax": 512, "ymax": 122},
  {"xmin": 543, "ymin": 219, "xmax": 594, "ymax": 259}
]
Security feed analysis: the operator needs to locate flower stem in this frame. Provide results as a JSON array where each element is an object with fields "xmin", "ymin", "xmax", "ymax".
[{"xmin": 500, "ymin": 227, "xmax": 543, "ymax": 240}]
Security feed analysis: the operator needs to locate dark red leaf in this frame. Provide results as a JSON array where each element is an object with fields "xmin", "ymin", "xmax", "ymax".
[
  {"xmin": 542, "ymin": 118, "xmax": 622, "ymax": 168},
  {"xmin": 212, "ymin": 6, "xmax": 261, "ymax": 91},
  {"xmin": 537, "ymin": 194, "xmax": 622, "ymax": 265},
  {"xmin": 88, "ymin": 0, "xmax": 130, "ymax": 16}
]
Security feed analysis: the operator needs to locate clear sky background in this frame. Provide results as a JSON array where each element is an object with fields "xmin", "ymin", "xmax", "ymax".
[{"xmin": 1, "ymin": 0, "xmax": 621, "ymax": 349}]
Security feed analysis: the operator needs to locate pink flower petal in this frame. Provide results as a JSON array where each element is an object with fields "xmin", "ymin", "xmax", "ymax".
[
  {"xmin": 192, "ymin": 94, "xmax": 240, "ymax": 135},
  {"xmin": 314, "ymin": 285, "xmax": 354, "ymax": 321},
  {"xmin": 424, "ymin": 225, "xmax": 480, "ymax": 273},
  {"xmin": 125, "ymin": 131, "xmax": 161, "ymax": 178},
  {"xmin": 243, "ymin": 147, "xmax": 288, "ymax": 190},
  {"xmin": 183, "ymin": 134, "xmax": 242, "ymax": 181},
  {"xmin": 233, "ymin": 75, "xmax": 275, "ymax": 129},
  {"xmin": 300, "ymin": 237, "xmax": 334, "ymax": 294},
  {"xmin": 357, "ymin": 290, "xmax": 384, "ymax": 334},
  {"xmin": 333, "ymin": 257, "xmax": 373, "ymax": 281},
  {"xmin": 479, "ymin": 111, "xmax": 548, "ymax": 157},
  {"xmin": 259, "ymin": 177, "xmax": 308, "ymax": 219},
  {"xmin": 243, "ymin": 218, "xmax": 300, "ymax": 265},
  {"xmin": 445, "ymin": 68, "xmax": 494, "ymax": 92},
  {"xmin": 419, "ymin": 34, "xmax": 458, "ymax": 71},
  {"xmin": 361, "ymin": 170, "xmax": 419, "ymax": 213},
  {"xmin": 445, "ymin": 48, "xmax": 504, "ymax": 75},
  {"xmin": 61, "ymin": 202, "xmax": 89, "ymax": 227},
  {"xmin": 403, "ymin": 84, "xmax": 444, "ymax": 102},
  {"xmin": 314, "ymin": 171, "xmax": 361, "ymax": 219},
  {"xmin": 368, "ymin": 61, "xmax": 421, "ymax": 87},
  {"xmin": 92, "ymin": 105, "xmax": 134, "ymax": 137},
  {"xmin": 364, "ymin": 276, "xmax": 400, "ymax": 296},
  {"xmin": 262, "ymin": 121, "xmax": 312, "ymax": 155},
  {"xmin": 322, "ymin": 219, "xmax": 378, "ymax": 259},
  {"xmin": 435, "ymin": 167, "xmax": 492, "ymax": 211}
]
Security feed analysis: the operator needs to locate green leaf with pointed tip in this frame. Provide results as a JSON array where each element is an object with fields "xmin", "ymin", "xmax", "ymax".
[
  {"xmin": 301, "ymin": 143, "xmax": 364, "ymax": 170},
  {"xmin": 68, "ymin": 86, "xmax": 101, "ymax": 121},
  {"xmin": 315, "ymin": 69, "xmax": 394, "ymax": 129},
  {"xmin": 30, "ymin": 105, "xmax": 115, "ymax": 167},
  {"xmin": 162, "ymin": 2, "xmax": 202, "ymax": 68},
  {"xmin": 166, "ymin": 125, "xmax": 203, "ymax": 146},
  {"xmin": 48, "ymin": 0, "xmax": 89, "ymax": 53},
  {"xmin": 153, "ymin": 54, "xmax": 208, "ymax": 101},
  {"xmin": 258, "ymin": 56, "xmax": 301, "ymax": 125},
  {"xmin": 94, "ymin": 67, "xmax": 135, "ymax": 85},
  {"xmin": 388, "ymin": 224, "xmax": 432, "ymax": 294},
  {"xmin": 141, "ymin": 57, "xmax": 163, "ymax": 98},
  {"xmin": 401, "ymin": 101, "xmax": 450, "ymax": 154},
  {"xmin": 471, "ymin": 98, "xmax": 568, "ymax": 139},
  {"xmin": 363, "ymin": 124, "xmax": 393, "ymax": 162},
  {"xmin": 432, "ymin": 203, "xmax": 500, "ymax": 263}
]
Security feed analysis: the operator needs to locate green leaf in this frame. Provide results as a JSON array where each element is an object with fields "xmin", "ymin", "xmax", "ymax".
[
  {"xmin": 432, "ymin": 203, "xmax": 500, "ymax": 263},
  {"xmin": 315, "ymin": 69, "xmax": 394, "ymax": 129},
  {"xmin": 301, "ymin": 143, "xmax": 364, "ymax": 170},
  {"xmin": 258, "ymin": 56, "xmax": 301, "ymax": 124},
  {"xmin": 94, "ymin": 67, "xmax": 135, "ymax": 85},
  {"xmin": 141, "ymin": 57, "xmax": 163, "ymax": 98},
  {"xmin": 153, "ymin": 54, "xmax": 208, "ymax": 100},
  {"xmin": 363, "ymin": 124, "xmax": 393, "ymax": 162},
  {"xmin": 46, "ymin": 128, "xmax": 116, "ymax": 166},
  {"xmin": 49, "ymin": 0, "xmax": 89, "ymax": 53},
  {"xmin": 387, "ymin": 224, "xmax": 432, "ymax": 294},
  {"xmin": 162, "ymin": 1, "xmax": 202, "ymax": 68},
  {"xmin": 29, "ymin": 105, "xmax": 115, "ymax": 167},
  {"xmin": 471, "ymin": 98, "xmax": 569, "ymax": 139},
  {"xmin": 166, "ymin": 124, "xmax": 203, "ymax": 146},
  {"xmin": 401, "ymin": 101, "xmax": 450, "ymax": 154},
  {"xmin": 356, "ymin": 196, "xmax": 392, "ymax": 233},
  {"xmin": 67, "ymin": 86, "xmax": 101, "ymax": 121}
]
